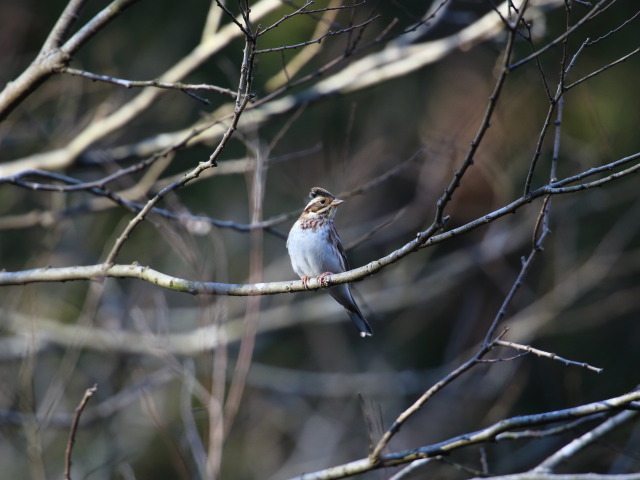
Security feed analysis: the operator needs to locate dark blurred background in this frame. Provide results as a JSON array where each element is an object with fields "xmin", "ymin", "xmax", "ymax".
[{"xmin": 1, "ymin": 0, "xmax": 639, "ymax": 479}]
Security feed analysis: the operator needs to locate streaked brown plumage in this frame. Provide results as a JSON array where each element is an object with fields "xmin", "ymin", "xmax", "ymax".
[{"xmin": 286, "ymin": 187, "xmax": 373, "ymax": 337}]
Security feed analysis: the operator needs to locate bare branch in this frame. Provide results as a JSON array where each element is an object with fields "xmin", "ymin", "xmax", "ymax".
[
  {"xmin": 42, "ymin": 0, "xmax": 90, "ymax": 50},
  {"xmin": 214, "ymin": 0, "xmax": 253, "ymax": 38},
  {"xmin": 255, "ymin": 17, "xmax": 378, "ymax": 54},
  {"xmin": 585, "ymin": 8, "xmax": 640, "ymax": 45},
  {"xmin": 0, "ymin": 146, "xmax": 638, "ymax": 292},
  {"xmin": 494, "ymin": 340, "xmax": 602, "ymax": 372},
  {"xmin": 495, "ymin": 415, "xmax": 607, "ymax": 440},
  {"xmin": 64, "ymin": 384, "xmax": 98, "ymax": 480},
  {"xmin": 508, "ymin": 0, "xmax": 611, "ymax": 70},
  {"xmin": 62, "ymin": 67, "xmax": 239, "ymax": 98},
  {"xmin": 533, "ymin": 409, "xmax": 639, "ymax": 473},
  {"xmin": 287, "ymin": 390, "xmax": 640, "ymax": 480},
  {"xmin": 0, "ymin": 0, "xmax": 282, "ymax": 176},
  {"xmin": 0, "ymin": 0, "xmax": 141, "ymax": 121},
  {"xmin": 0, "ymin": 0, "xmax": 564, "ymax": 176},
  {"xmin": 103, "ymin": 31, "xmax": 256, "ymax": 265},
  {"xmin": 61, "ymin": 0, "xmax": 142, "ymax": 56},
  {"xmin": 257, "ymin": 0, "xmax": 314, "ymax": 37},
  {"xmin": 564, "ymin": 47, "xmax": 640, "ymax": 91}
]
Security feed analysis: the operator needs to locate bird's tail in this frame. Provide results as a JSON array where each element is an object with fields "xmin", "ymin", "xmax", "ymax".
[
  {"xmin": 346, "ymin": 308, "xmax": 373, "ymax": 338},
  {"xmin": 329, "ymin": 285, "xmax": 373, "ymax": 337}
]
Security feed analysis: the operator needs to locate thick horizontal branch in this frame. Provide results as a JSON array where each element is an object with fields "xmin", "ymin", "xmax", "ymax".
[
  {"xmin": 0, "ymin": 150, "xmax": 638, "ymax": 293},
  {"xmin": 0, "ymin": 263, "xmax": 306, "ymax": 295}
]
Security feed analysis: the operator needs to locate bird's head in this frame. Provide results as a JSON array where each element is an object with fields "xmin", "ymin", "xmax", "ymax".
[{"xmin": 302, "ymin": 187, "xmax": 344, "ymax": 219}]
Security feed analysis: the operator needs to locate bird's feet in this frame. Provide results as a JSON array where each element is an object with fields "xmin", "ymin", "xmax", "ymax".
[
  {"xmin": 301, "ymin": 273, "xmax": 334, "ymax": 288},
  {"xmin": 317, "ymin": 271, "xmax": 334, "ymax": 287}
]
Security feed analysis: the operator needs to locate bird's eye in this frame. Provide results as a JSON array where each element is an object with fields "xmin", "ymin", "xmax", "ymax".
[{"xmin": 319, "ymin": 199, "xmax": 326, "ymax": 204}]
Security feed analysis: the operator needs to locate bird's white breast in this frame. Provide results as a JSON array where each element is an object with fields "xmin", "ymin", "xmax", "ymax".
[{"xmin": 287, "ymin": 221, "xmax": 343, "ymax": 277}]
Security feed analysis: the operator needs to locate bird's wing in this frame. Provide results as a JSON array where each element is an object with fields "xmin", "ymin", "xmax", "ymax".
[{"xmin": 328, "ymin": 225, "xmax": 348, "ymax": 272}]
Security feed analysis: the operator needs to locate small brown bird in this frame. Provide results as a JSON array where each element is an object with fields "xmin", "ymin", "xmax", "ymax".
[{"xmin": 286, "ymin": 187, "xmax": 373, "ymax": 337}]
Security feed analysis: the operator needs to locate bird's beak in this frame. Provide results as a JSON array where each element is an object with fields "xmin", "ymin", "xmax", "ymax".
[{"xmin": 331, "ymin": 198, "xmax": 344, "ymax": 207}]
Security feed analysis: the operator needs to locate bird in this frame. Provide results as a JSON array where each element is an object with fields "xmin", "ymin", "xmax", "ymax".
[{"xmin": 287, "ymin": 187, "xmax": 373, "ymax": 337}]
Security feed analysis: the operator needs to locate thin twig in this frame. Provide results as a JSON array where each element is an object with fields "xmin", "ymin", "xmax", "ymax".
[
  {"xmin": 508, "ymin": 0, "xmax": 610, "ymax": 70},
  {"xmin": 0, "ymin": 0, "xmax": 555, "ymax": 175},
  {"xmin": 564, "ymin": 47, "xmax": 640, "ymax": 91},
  {"xmin": 345, "ymin": 208, "xmax": 406, "ymax": 251},
  {"xmin": 62, "ymin": 67, "xmax": 238, "ymax": 97},
  {"xmin": 103, "ymin": 32, "xmax": 256, "ymax": 265},
  {"xmin": 522, "ymin": 102, "xmax": 559, "ymax": 195},
  {"xmin": 1, "ymin": 144, "xmax": 422, "ymax": 241},
  {"xmin": 495, "ymin": 340, "xmax": 602, "ymax": 372},
  {"xmin": 585, "ymin": 9, "xmax": 640, "ymax": 45},
  {"xmin": 0, "ymin": 0, "xmax": 141, "ymax": 121},
  {"xmin": 64, "ymin": 384, "xmax": 98, "ymax": 480},
  {"xmin": 257, "ymin": 0, "xmax": 314, "ymax": 36},
  {"xmin": 339, "ymin": 145, "xmax": 427, "ymax": 200},
  {"xmin": 495, "ymin": 414, "xmax": 606, "ymax": 440},
  {"xmin": 533, "ymin": 409, "xmax": 639, "ymax": 473},
  {"xmin": 214, "ymin": 0, "xmax": 252, "ymax": 38},
  {"xmin": 433, "ymin": 0, "xmax": 529, "ymax": 226},
  {"xmin": 255, "ymin": 17, "xmax": 378, "ymax": 54},
  {"xmin": 0, "ymin": 1, "xmax": 281, "ymax": 175},
  {"xmin": 369, "ymin": 10, "xmax": 576, "ymax": 457},
  {"xmin": 523, "ymin": 2, "xmax": 574, "ymax": 195}
]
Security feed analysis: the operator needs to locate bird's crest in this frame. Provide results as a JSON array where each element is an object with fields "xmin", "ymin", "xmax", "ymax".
[{"xmin": 309, "ymin": 187, "xmax": 335, "ymax": 200}]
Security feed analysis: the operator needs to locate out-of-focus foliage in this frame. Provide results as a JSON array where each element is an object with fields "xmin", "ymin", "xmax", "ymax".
[{"xmin": 0, "ymin": 1, "xmax": 639, "ymax": 479}]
